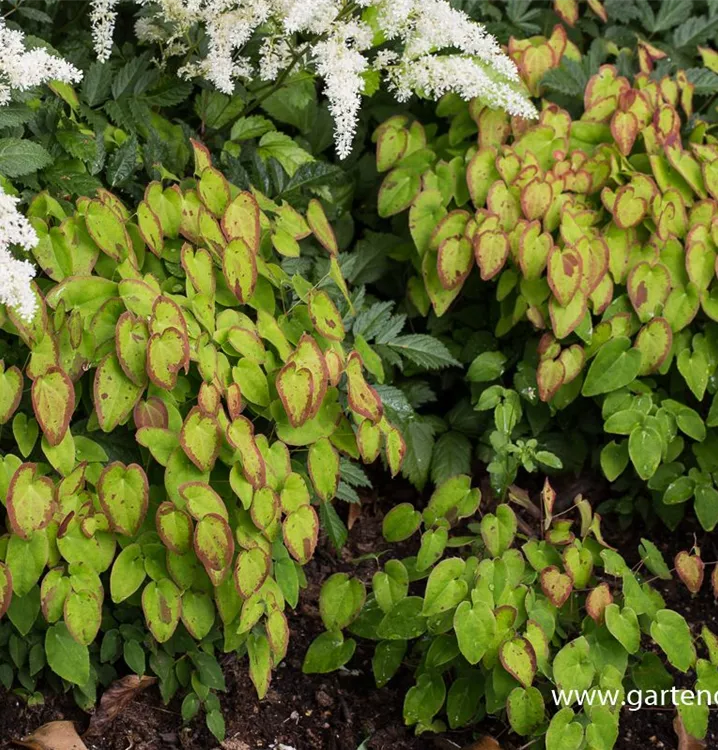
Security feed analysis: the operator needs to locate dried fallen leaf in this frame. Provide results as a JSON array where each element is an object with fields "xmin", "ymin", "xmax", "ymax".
[
  {"xmin": 461, "ymin": 738, "xmax": 501, "ymax": 750},
  {"xmin": 85, "ymin": 674, "xmax": 157, "ymax": 737},
  {"xmin": 347, "ymin": 501, "xmax": 363, "ymax": 530},
  {"xmin": 674, "ymin": 714, "xmax": 707, "ymax": 750},
  {"xmin": 13, "ymin": 721, "xmax": 88, "ymax": 750}
]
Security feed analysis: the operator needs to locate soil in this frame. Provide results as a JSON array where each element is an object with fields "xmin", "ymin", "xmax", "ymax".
[{"xmin": 0, "ymin": 475, "xmax": 717, "ymax": 750}]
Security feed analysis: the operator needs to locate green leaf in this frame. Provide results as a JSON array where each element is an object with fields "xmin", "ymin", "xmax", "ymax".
[
  {"xmin": 378, "ymin": 168, "xmax": 421, "ymax": 218},
  {"xmin": 258, "ymin": 132, "xmax": 314, "ymax": 177},
  {"xmin": 45, "ymin": 623, "xmax": 89, "ymax": 685},
  {"xmin": 110, "ymin": 544, "xmax": 146, "ymax": 603},
  {"xmin": 319, "ymin": 573, "xmax": 366, "ymax": 631},
  {"xmin": 261, "ymin": 76, "xmax": 317, "ymax": 132},
  {"xmin": 628, "ymin": 426, "xmax": 662, "ymax": 480},
  {"xmin": 653, "ymin": 0, "xmax": 692, "ymax": 31},
  {"xmin": 582, "ymin": 337, "xmax": 642, "ymax": 397},
  {"xmin": 507, "ymin": 686, "xmax": 545, "ymax": 736},
  {"xmin": 319, "ymin": 501, "xmax": 348, "ymax": 552},
  {"xmin": 546, "ymin": 707, "xmax": 584, "ymax": 750},
  {"xmin": 0, "ymin": 138, "xmax": 52, "ymax": 177},
  {"xmin": 302, "ymin": 630, "xmax": 356, "ymax": 674},
  {"xmin": 605, "ymin": 604, "xmax": 641, "ymax": 654},
  {"xmin": 422, "ymin": 558, "xmax": 467, "ymax": 617},
  {"xmin": 372, "ymin": 640, "xmax": 406, "ymax": 688},
  {"xmin": 308, "ymin": 437, "xmax": 340, "ymax": 501},
  {"xmin": 453, "ymin": 600, "xmax": 496, "ymax": 664},
  {"xmin": 403, "ymin": 672, "xmax": 446, "ymax": 726},
  {"xmin": 650, "ymin": 609, "xmax": 696, "ymax": 672},
  {"xmin": 552, "ymin": 637, "xmax": 595, "ymax": 702},
  {"xmin": 388, "ymin": 334, "xmax": 460, "ymax": 370},
  {"xmin": 382, "ymin": 503, "xmax": 422, "ymax": 542},
  {"xmin": 0, "ymin": 103, "xmax": 34, "ymax": 128},
  {"xmin": 446, "ymin": 674, "xmax": 483, "ymax": 729},
  {"xmin": 467, "ymin": 351, "xmax": 507, "ymax": 382}
]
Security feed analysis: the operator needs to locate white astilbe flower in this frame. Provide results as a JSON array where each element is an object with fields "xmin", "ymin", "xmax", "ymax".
[
  {"xmin": 90, "ymin": 0, "xmax": 121, "ymax": 62},
  {"xmin": 259, "ymin": 36, "xmax": 293, "ymax": 80},
  {"xmin": 313, "ymin": 20, "xmax": 372, "ymax": 158},
  {"xmin": 0, "ymin": 187, "xmax": 37, "ymax": 322},
  {"xmin": 280, "ymin": 0, "xmax": 340, "ymax": 34},
  {"xmin": 0, "ymin": 19, "xmax": 82, "ymax": 106},
  {"xmin": 386, "ymin": 54, "xmax": 538, "ymax": 120},
  {"xmin": 89, "ymin": 0, "xmax": 536, "ymax": 156}
]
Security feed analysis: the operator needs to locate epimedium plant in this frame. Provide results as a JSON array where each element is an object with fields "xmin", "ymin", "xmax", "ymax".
[
  {"xmin": 307, "ymin": 474, "xmax": 718, "ymax": 746},
  {"xmin": 367, "ymin": 27, "xmax": 718, "ymax": 529},
  {"xmin": 0, "ymin": 138, "xmax": 405, "ymax": 739}
]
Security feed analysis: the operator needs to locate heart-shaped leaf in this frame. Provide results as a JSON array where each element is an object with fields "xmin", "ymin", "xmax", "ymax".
[
  {"xmin": 98, "ymin": 462, "xmax": 149, "ymax": 537},
  {"xmin": 627, "ymin": 261, "xmax": 671, "ymax": 322},
  {"xmin": 474, "ymin": 230, "xmax": 509, "ymax": 280},
  {"xmin": 635, "ymin": 318, "xmax": 672, "ymax": 375},
  {"xmin": 223, "ymin": 238, "xmax": 257, "ymax": 303},
  {"xmin": 180, "ymin": 407, "xmax": 220, "ymax": 472},
  {"xmin": 115, "ymin": 312, "xmax": 149, "ymax": 386},
  {"xmin": 675, "ymin": 551, "xmax": 704, "ymax": 595},
  {"xmin": 548, "ymin": 246, "xmax": 583, "ymax": 306},
  {"xmin": 308, "ymin": 437, "xmax": 339, "ymax": 501},
  {"xmin": 156, "ymin": 502, "xmax": 193, "ymax": 555},
  {"xmin": 308, "ymin": 291, "xmax": 345, "ymax": 341},
  {"xmin": 537, "ymin": 358, "xmax": 565, "ymax": 402},
  {"xmin": 142, "ymin": 579, "xmax": 181, "ymax": 643},
  {"xmin": 276, "ymin": 362, "xmax": 313, "ymax": 428},
  {"xmin": 194, "ymin": 513, "xmax": 234, "ymax": 574},
  {"xmin": 147, "ymin": 327, "xmax": 189, "ymax": 390},
  {"xmin": 605, "ymin": 603, "xmax": 640, "ymax": 653},
  {"xmin": 7, "ymin": 463, "xmax": 55, "ymax": 540},
  {"xmin": 283, "ymin": 504, "xmax": 319, "ymax": 564},
  {"xmin": 540, "ymin": 565, "xmax": 573, "ymax": 607},
  {"xmin": 31, "ymin": 367, "xmax": 74, "ymax": 447},
  {"xmin": 0, "ymin": 362, "xmax": 23, "ymax": 424},
  {"xmin": 437, "ymin": 236, "xmax": 474, "ymax": 290},
  {"xmin": 234, "ymin": 547, "xmax": 270, "ymax": 598},
  {"xmin": 582, "ymin": 337, "xmax": 642, "ymax": 397},
  {"xmin": 500, "ymin": 637, "xmax": 537, "ymax": 688},
  {"xmin": 222, "ymin": 191, "xmax": 259, "ymax": 251}
]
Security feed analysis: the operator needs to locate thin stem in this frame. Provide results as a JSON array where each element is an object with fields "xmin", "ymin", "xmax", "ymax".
[
  {"xmin": 243, "ymin": 0, "xmax": 360, "ymax": 115},
  {"xmin": 244, "ymin": 43, "xmax": 310, "ymax": 116}
]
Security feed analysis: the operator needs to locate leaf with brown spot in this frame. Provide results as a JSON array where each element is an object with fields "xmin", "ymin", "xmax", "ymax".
[
  {"xmin": 675, "ymin": 551, "xmax": 704, "ymax": 595},
  {"xmin": 180, "ymin": 406, "xmax": 220, "ymax": 472},
  {"xmin": 586, "ymin": 582, "xmax": 613, "ymax": 624},
  {"xmin": 345, "ymin": 352, "xmax": 382, "ymax": 423},
  {"xmin": 31, "ymin": 367, "xmax": 74, "ymax": 447},
  {"xmin": 133, "ymin": 397, "xmax": 168, "ymax": 429},
  {"xmin": 276, "ymin": 362, "xmax": 313, "ymax": 428},
  {"xmin": 7, "ymin": 463, "xmax": 55, "ymax": 540},
  {"xmin": 222, "ymin": 191, "xmax": 260, "ymax": 251},
  {"xmin": 540, "ymin": 565, "xmax": 573, "ymax": 607},
  {"xmin": 147, "ymin": 327, "xmax": 189, "ymax": 391},
  {"xmin": 0, "ymin": 361, "xmax": 23, "ymax": 424},
  {"xmin": 306, "ymin": 199, "xmax": 337, "ymax": 255}
]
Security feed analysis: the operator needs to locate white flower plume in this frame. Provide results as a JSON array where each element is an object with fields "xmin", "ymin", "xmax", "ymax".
[
  {"xmin": 0, "ymin": 18, "xmax": 82, "ymax": 106},
  {"xmin": 90, "ymin": 0, "xmax": 536, "ymax": 157},
  {"xmin": 0, "ymin": 187, "xmax": 38, "ymax": 322}
]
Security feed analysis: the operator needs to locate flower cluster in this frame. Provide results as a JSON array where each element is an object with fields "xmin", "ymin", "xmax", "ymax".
[
  {"xmin": 91, "ymin": 0, "xmax": 536, "ymax": 157},
  {"xmin": 0, "ymin": 187, "xmax": 37, "ymax": 321},
  {"xmin": 0, "ymin": 18, "xmax": 82, "ymax": 106}
]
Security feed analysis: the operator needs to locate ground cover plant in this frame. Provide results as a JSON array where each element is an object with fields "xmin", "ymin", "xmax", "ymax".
[
  {"xmin": 1, "ymin": 0, "xmax": 718, "ymax": 748},
  {"xmin": 310, "ymin": 474, "xmax": 718, "ymax": 745},
  {"xmin": 366, "ymin": 5, "xmax": 718, "ymax": 537}
]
